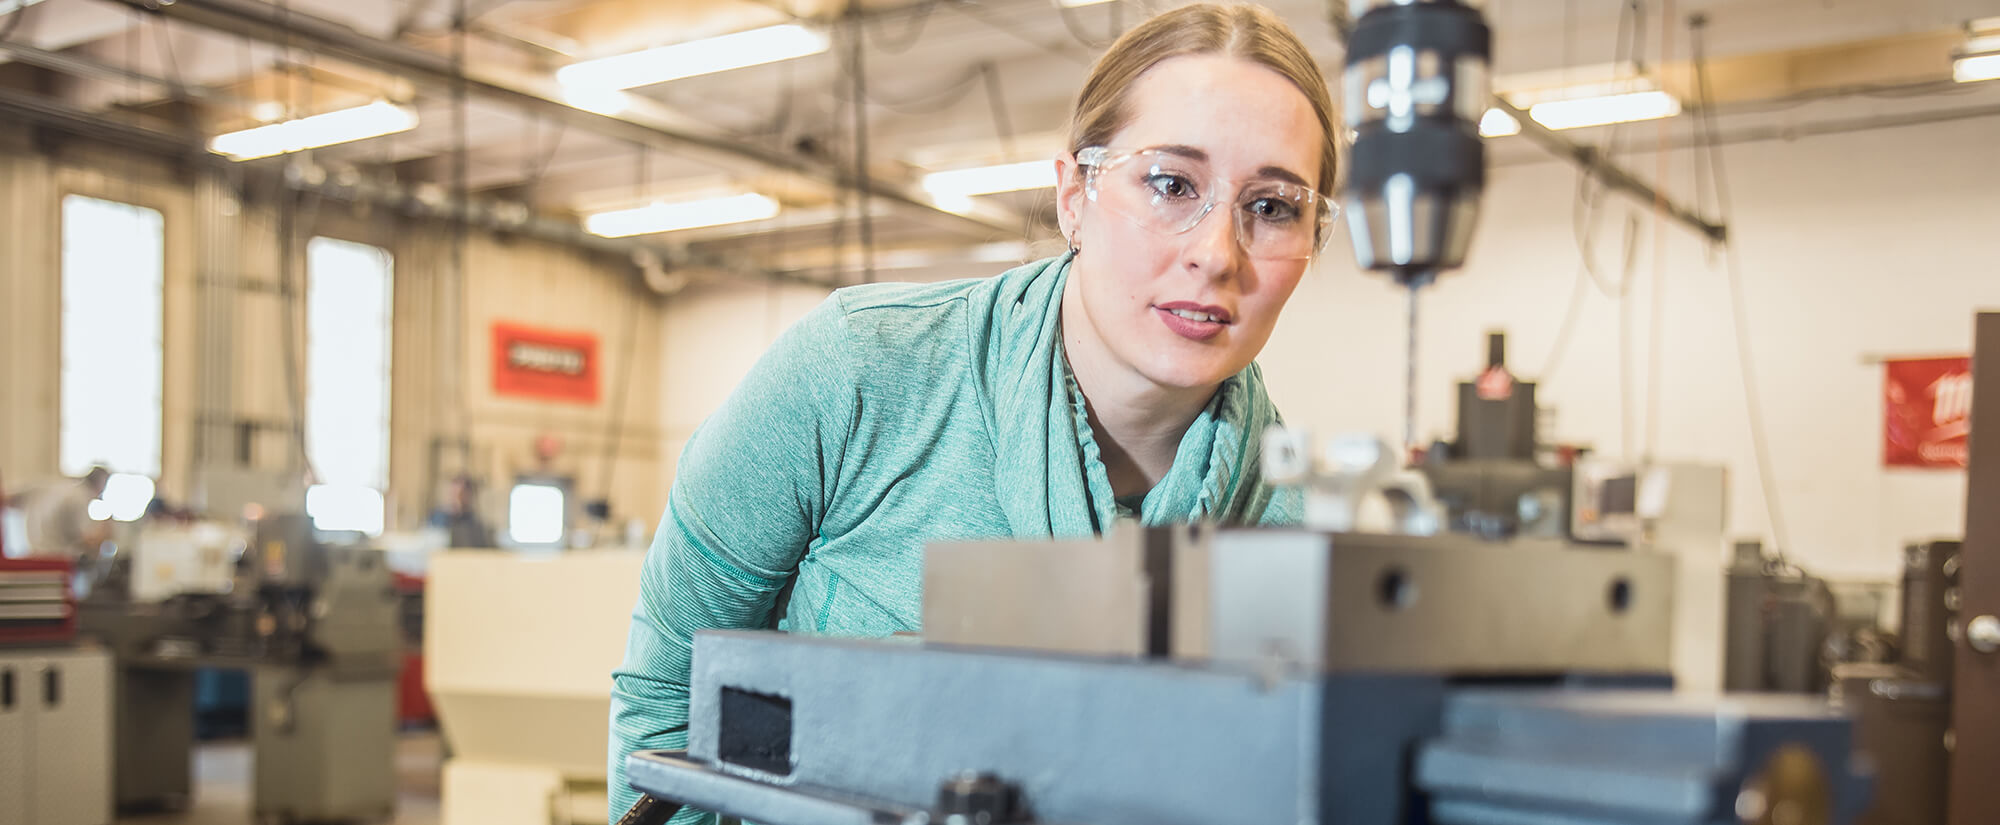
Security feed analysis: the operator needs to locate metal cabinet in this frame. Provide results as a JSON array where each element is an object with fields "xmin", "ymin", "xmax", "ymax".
[{"xmin": 0, "ymin": 647, "xmax": 112, "ymax": 825}]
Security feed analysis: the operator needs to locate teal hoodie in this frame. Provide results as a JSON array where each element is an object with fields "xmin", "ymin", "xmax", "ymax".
[{"xmin": 608, "ymin": 254, "xmax": 1302, "ymax": 822}]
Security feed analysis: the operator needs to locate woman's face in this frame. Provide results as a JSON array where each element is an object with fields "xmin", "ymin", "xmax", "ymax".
[{"xmin": 1058, "ymin": 54, "xmax": 1324, "ymax": 391}]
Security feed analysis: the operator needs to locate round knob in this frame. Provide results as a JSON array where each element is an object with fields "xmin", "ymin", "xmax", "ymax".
[
  {"xmin": 936, "ymin": 773, "xmax": 1017, "ymax": 825},
  {"xmin": 1970, "ymin": 615, "xmax": 2000, "ymax": 654}
]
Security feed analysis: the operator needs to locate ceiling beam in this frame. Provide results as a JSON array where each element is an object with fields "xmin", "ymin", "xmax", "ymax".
[
  {"xmin": 0, "ymin": 83, "xmax": 830, "ymax": 290},
  {"xmin": 97, "ymin": 0, "xmax": 1025, "ymax": 239}
]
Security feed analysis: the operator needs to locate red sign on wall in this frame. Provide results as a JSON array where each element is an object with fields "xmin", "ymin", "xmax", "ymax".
[
  {"xmin": 1884, "ymin": 356, "xmax": 1972, "ymax": 469},
  {"xmin": 492, "ymin": 322, "xmax": 599, "ymax": 404}
]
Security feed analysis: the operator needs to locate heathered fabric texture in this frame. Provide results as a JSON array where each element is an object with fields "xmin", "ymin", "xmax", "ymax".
[{"xmin": 607, "ymin": 254, "xmax": 1303, "ymax": 822}]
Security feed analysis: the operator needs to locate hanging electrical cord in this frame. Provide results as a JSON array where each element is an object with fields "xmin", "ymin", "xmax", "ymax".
[
  {"xmin": 1643, "ymin": 0, "xmax": 1675, "ymax": 461},
  {"xmin": 265, "ymin": 0, "xmax": 318, "ymax": 480},
  {"xmin": 1691, "ymin": 12, "xmax": 1795, "ymax": 568},
  {"xmin": 982, "ymin": 62, "xmax": 1018, "ymax": 161},
  {"xmin": 847, "ymin": 11, "xmax": 875, "ymax": 283},
  {"xmin": 148, "ymin": 15, "xmax": 190, "ymax": 105},
  {"xmin": 866, "ymin": 0, "xmax": 938, "ymax": 54},
  {"xmin": 752, "ymin": 57, "xmax": 798, "ymax": 148},
  {"xmin": 1055, "ymin": 2, "xmax": 1113, "ymax": 50},
  {"xmin": 1538, "ymin": 263, "xmax": 1594, "ymax": 384},
  {"xmin": 593, "ymin": 145, "xmax": 651, "ymax": 517},
  {"xmin": 448, "ymin": 0, "xmax": 472, "ymax": 445},
  {"xmin": 1548, "ymin": 0, "xmax": 1649, "ymax": 454},
  {"xmin": 831, "ymin": 58, "xmax": 987, "ymax": 116}
]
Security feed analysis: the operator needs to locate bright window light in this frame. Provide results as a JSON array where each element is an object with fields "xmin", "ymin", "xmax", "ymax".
[
  {"xmin": 1955, "ymin": 52, "xmax": 2000, "ymax": 83},
  {"xmin": 508, "ymin": 484, "xmax": 566, "ymax": 545},
  {"xmin": 2, "ymin": 507, "xmax": 28, "ymax": 558},
  {"xmin": 1528, "ymin": 89, "xmax": 1680, "ymax": 130},
  {"xmin": 98, "ymin": 473, "xmax": 155, "ymax": 522},
  {"xmin": 306, "ymin": 237, "xmax": 393, "ymax": 534},
  {"xmin": 584, "ymin": 193, "xmax": 779, "ymax": 237},
  {"xmin": 60, "ymin": 196, "xmax": 164, "ymax": 484},
  {"xmin": 556, "ymin": 24, "xmax": 829, "ymax": 91},
  {"xmin": 921, "ymin": 160, "xmax": 1055, "ymax": 199},
  {"xmin": 210, "ymin": 101, "xmax": 418, "ymax": 161},
  {"xmin": 306, "ymin": 484, "xmax": 386, "ymax": 535},
  {"xmin": 1478, "ymin": 107, "xmax": 1522, "ymax": 138}
]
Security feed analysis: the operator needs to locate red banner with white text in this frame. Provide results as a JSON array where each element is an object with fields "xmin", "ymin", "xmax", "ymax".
[
  {"xmin": 1884, "ymin": 356, "xmax": 1972, "ymax": 469},
  {"xmin": 492, "ymin": 322, "xmax": 600, "ymax": 404}
]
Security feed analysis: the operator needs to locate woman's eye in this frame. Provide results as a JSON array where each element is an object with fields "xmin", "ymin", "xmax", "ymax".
[
  {"xmin": 1248, "ymin": 197, "xmax": 1301, "ymax": 222},
  {"xmin": 1145, "ymin": 174, "xmax": 1198, "ymax": 199}
]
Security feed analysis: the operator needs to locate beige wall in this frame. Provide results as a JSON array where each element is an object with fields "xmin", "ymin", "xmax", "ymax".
[
  {"xmin": 444, "ymin": 232, "xmax": 667, "ymax": 534},
  {"xmin": 0, "ymin": 131, "xmax": 668, "ymax": 537}
]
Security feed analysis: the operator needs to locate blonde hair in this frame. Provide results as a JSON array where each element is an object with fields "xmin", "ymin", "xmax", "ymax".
[{"xmin": 1068, "ymin": 3, "xmax": 1339, "ymax": 199}]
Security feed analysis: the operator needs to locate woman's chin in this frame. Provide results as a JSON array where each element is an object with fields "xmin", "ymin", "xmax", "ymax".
[{"xmin": 1136, "ymin": 353, "xmax": 1247, "ymax": 392}]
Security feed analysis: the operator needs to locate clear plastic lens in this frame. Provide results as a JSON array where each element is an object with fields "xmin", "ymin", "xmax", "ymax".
[{"xmin": 1079, "ymin": 147, "xmax": 1334, "ymax": 260}]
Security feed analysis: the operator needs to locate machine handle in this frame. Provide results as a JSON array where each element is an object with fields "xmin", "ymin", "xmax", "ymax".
[
  {"xmin": 1, "ymin": 668, "xmax": 12, "ymax": 710},
  {"xmin": 614, "ymin": 794, "xmax": 684, "ymax": 825},
  {"xmin": 1971, "ymin": 615, "xmax": 2000, "ymax": 654},
  {"xmin": 43, "ymin": 665, "xmax": 59, "ymax": 708}
]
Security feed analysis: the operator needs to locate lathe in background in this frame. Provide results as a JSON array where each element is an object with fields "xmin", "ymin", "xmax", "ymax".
[{"xmin": 75, "ymin": 470, "xmax": 402, "ymax": 825}]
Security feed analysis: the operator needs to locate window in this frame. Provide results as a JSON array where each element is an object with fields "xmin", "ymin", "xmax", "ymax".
[
  {"xmin": 507, "ymin": 482, "xmax": 567, "ymax": 546},
  {"xmin": 304, "ymin": 237, "xmax": 393, "ymax": 535},
  {"xmin": 60, "ymin": 195, "xmax": 164, "ymax": 522}
]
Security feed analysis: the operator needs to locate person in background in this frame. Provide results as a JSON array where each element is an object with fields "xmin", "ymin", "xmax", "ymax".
[
  {"xmin": 429, "ymin": 474, "xmax": 496, "ymax": 548},
  {"xmin": 609, "ymin": 3, "xmax": 1338, "ymax": 821},
  {"xmin": 22, "ymin": 466, "xmax": 113, "ymax": 564}
]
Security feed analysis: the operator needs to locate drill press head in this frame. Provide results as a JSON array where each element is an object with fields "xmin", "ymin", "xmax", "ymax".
[{"xmin": 1341, "ymin": 0, "xmax": 1492, "ymax": 286}]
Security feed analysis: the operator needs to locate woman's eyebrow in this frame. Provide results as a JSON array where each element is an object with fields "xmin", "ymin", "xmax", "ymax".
[
  {"xmin": 1256, "ymin": 165, "xmax": 1311, "ymax": 188},
  {"xmin": 1145, "ymin": 144, "xmax": 1311, "ymax": 188}
]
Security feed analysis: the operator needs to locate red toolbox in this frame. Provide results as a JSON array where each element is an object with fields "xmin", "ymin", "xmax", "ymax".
[{"xmin": 0, "ymin": 558, "xmax": 75, "ymax": 645}]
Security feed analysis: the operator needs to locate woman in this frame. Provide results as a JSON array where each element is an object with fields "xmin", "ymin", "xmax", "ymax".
[{"xmin": 609, "ymin": 3, "xmax": 1339, "ymax": 819}]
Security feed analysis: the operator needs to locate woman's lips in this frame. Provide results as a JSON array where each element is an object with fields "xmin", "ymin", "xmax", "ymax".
[{"xmin": 1154, "ymin": 306, "xmax": 1228, "ymax": 341}]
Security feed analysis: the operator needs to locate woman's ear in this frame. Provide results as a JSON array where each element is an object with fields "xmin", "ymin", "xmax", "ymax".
[{"xmin": 1054, "ymin": 153, "xmax": 1085, "ymax": 247}]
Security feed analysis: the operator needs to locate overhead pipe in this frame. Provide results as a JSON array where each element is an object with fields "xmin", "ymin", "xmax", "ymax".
[
  {"xmin": 99, "ymin": 0, "xmax": 1023, "ymax": 238},
  {"xmin": 0, "ymin": 85, "xmax": 831, "ymax": 291},
  {"xmin": 1488, "ymin": 97, "xmax": 1729, "ymax": 244}
]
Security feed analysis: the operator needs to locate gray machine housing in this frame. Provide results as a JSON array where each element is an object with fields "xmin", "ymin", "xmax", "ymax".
[{"xmin": 625, "ymin": 527, "xmax": 1872, "ymax": 825}]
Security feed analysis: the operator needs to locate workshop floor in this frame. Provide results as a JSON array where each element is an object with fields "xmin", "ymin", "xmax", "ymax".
[{"xmin": 113, "ymin": 732, "xmax": 443, "ymax": 825}]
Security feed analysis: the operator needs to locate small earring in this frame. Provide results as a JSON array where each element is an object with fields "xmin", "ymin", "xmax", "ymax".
[{"xmin": 1067, "ymin": 233, "xmax": 1079, "ymax": 255}]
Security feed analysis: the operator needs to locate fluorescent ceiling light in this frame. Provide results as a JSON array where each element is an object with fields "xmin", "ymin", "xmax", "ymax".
[
  {"xmin": 1528, "ymin": 89, "xmax": 1680, "ymax": 131},
  {"xmin": 1958, "ymin": 53, "xmax": 2000, "ymax": 83},
  {"xmin": 1056, "ymin": 0, "xmax": 1116, "ymax": 7},
  {"xmin": 560, "ymin": 85, "xmax": 632, "ymax": 115},
  {"xmin": 1955, "ymin": 34, "xmax": 2000, "ymax": 83},
  {"xmin": 1478, "ymin": 108, "xmax": 1521, "ymax": 138},
  {"xmin": 556, "ymin": 24, "xmax": 829, "ymax": 91},
  {"xmin": 922, "ymin": 160, "xmax": 1055, "ymax": 199},
  {"xmin": 211, "ymin": 101, "xmax": 417, "ymax": 161},
  {"xmin": 930, "ymin": 192, "xmax": 978, "ymax": 215},
  {"xmin": 584, "ymin": 192, "xmax": 780, "ymax": 237}
]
